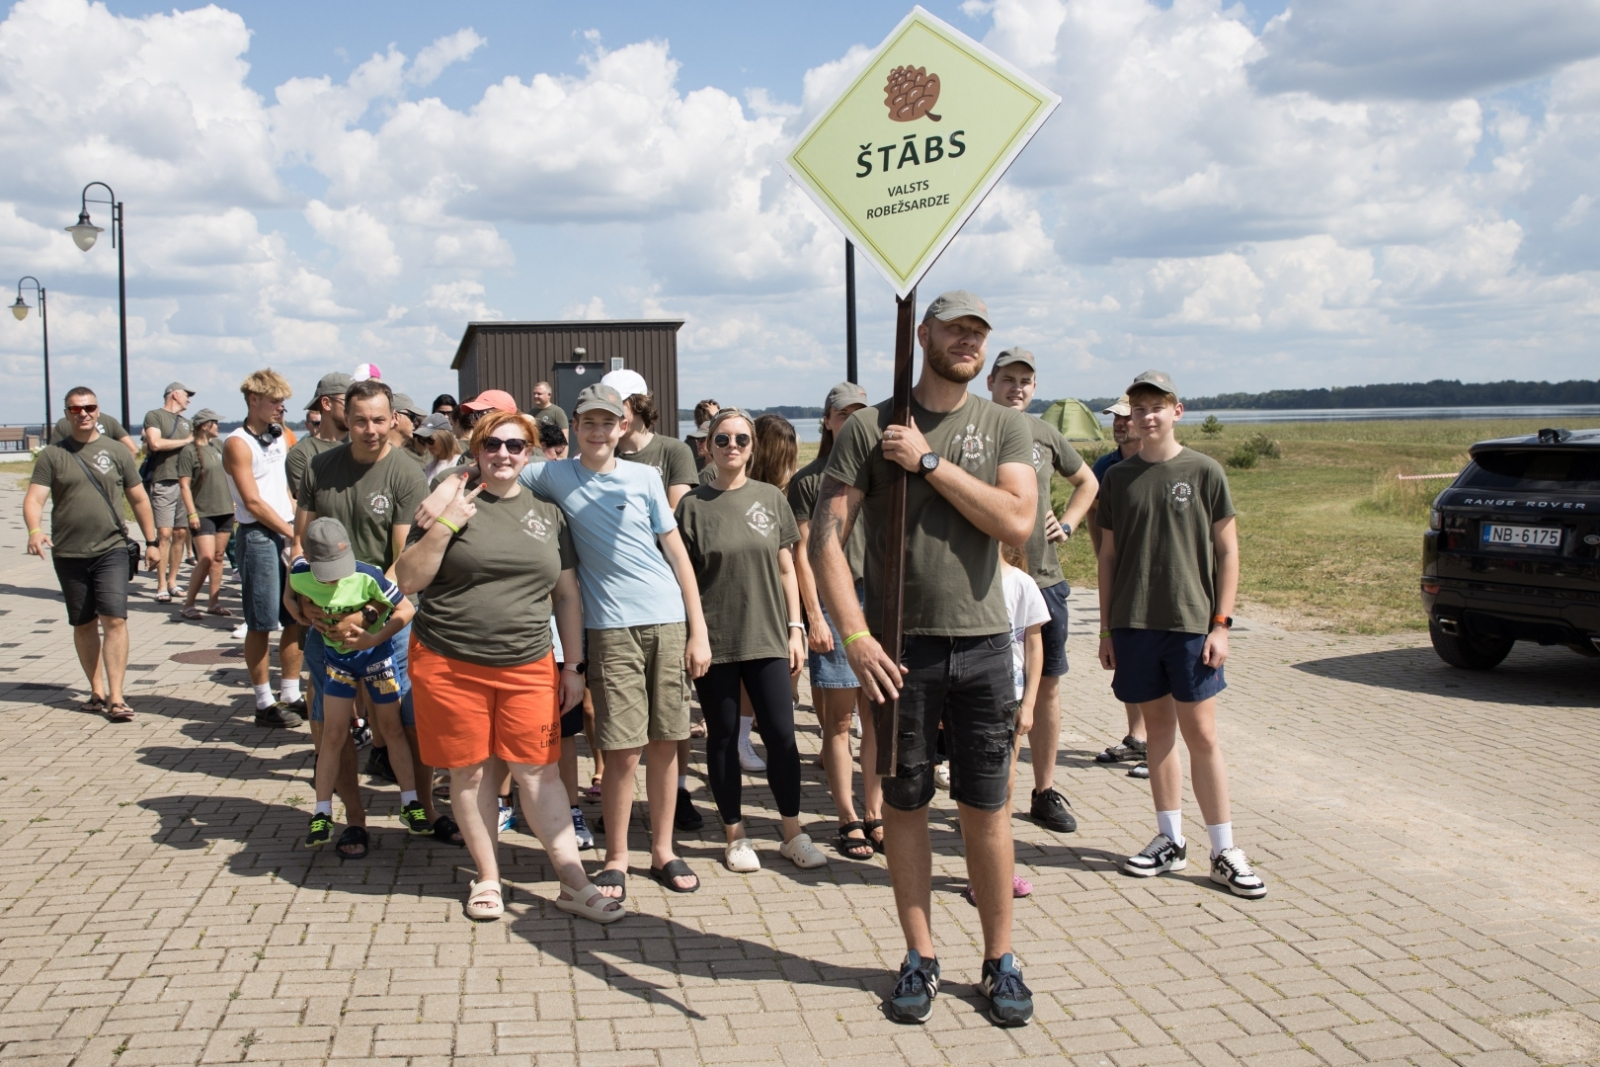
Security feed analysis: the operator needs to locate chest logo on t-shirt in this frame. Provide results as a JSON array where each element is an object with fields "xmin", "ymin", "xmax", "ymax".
[
  {"xmin": 958, "ymin": 424, "xmax": 992, "ymax": 470},
  {"xmin": 91, "ymin": 450, "xmax": 114, "ymax": 474},
  {"xmin": 522, "ymin": 509, "xmax": 553, "ymax": 542},
  {"xmin": 1031, "ymin": 442, "xmax": 1046, "ymax": 471},
  {"xmin": 1169, "ymin": 481, "xmax": 1194, "ymax": 511},
  {"xmin": 745, "ymin": 501, "xmax": 777, "ymax": 538},
  {"xmin": 367, "ymin": 492, "xmax": 392, "ymax": 517}
]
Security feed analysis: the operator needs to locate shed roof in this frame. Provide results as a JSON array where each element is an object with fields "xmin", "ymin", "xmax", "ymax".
[{"xmin": 451, "ymin": 319, "xmax": 687, "ymax": 370}]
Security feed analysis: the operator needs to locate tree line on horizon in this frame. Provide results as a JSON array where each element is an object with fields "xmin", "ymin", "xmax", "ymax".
[{"xmin": 1083, "ymin": 378, "xmax": 1600, "ymax": 412}]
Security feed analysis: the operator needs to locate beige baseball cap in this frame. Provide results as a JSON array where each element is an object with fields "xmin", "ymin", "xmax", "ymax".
[
  {"xmin": 1102, "ymin": 394, "xmax": 1131, "ymax": 416},
  {"xmin": 824, "ymin": 381, "xmax": 869, "ymax": 412}
]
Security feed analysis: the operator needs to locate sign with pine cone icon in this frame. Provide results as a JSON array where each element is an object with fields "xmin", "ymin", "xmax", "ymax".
[{"xmin": 784, "ymin": 6, "xmax": 1060, "ymax": 296}]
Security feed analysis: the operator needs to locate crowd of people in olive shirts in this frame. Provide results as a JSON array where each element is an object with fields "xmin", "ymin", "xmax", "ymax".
[{"xmin": 21, "ymin": 289, "xmax": 1267, "ymax": 1028}]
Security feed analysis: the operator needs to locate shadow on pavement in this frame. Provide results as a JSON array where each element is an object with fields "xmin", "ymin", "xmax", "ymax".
[
  {"xmin": 1292, "ymin": 643, "xmax": 1600, "ymax": 706},
  {"xmin": 137, "ymin": 792, "xmax": 889, "ymax": 1016}
]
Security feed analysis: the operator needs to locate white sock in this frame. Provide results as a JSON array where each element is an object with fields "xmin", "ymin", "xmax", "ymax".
[
  {"xmin": 678, "ymin": 774, "xmax": 688, "ymax": 791},
  {"xmin": 254, "ymin": 683, "xmax": 274, "ymax": 710},
  {"xmin": 1157, "ymin": 810, "xmax": 1184, "ymax": 848},
  {"xmin": 279, "ymin": 679, "xmax": 301, "ymax": 704},
  {"xmin": 314, "ymin": 800, "xmax": 332, "ymax": 817},
  {"xmin": 1206, "ymin": 822, "xmax": 1233, "ymax": 858},
  {"xmin": 739, "ymin": 717, "xmax": 754, "ymax": 744},
  {"xmin": 400, "ymin": 790, "xmax": 418, "ymax": 806}
]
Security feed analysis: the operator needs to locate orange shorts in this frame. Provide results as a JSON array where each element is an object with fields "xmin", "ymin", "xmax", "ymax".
[{"xmin": 408, "ymin": 636, "xmax": 561, "ymax": 768}]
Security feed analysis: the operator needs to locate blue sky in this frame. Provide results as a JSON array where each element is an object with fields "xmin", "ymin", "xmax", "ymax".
[{"xmin": 1, "ymin": 0, "xmax": 1597, "ymax": 425}]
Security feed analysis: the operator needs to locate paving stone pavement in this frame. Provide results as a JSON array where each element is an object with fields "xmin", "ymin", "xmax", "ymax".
[{"xmin": 3, "ymin": 478, "xmax": 1600, "ymax": 1067}]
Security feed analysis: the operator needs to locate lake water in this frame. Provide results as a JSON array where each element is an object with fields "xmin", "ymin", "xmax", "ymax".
[{"xmin": 682, "ymin": 404, "xmax": 1600, "ymax": 444}]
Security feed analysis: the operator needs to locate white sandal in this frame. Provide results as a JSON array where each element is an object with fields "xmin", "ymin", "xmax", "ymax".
[
  {"xmin": 554, "ymin": 883, "xmax": 626, "ymax": 924},
  {"xmin": 725, "ymin": 836, "xmax": 761, "ymax": 873},
  {"xmin": 465, "ymin": 879, "xmax": 503, "ymax": 921},
  {"xmin": 779, "ymin": 832, "xmax": 828, "ymax": 869}
]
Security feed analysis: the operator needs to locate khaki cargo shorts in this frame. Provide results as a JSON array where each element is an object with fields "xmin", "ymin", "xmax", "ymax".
[{"xmin": 587, "ymin": 623, "xmax": 691, "ymax": 750}]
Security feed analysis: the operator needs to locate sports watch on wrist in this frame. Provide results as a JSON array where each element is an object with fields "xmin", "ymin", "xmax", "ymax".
[
  {"xmin": 1212, "ymin": 615, "xmax": 1234, "ymax": 629},
  {"xmin": 564, "ymin": 661, "xmax": 587, "ymax": 675},
  {"xmin": 918, "ymin": 451, "xmax": 940, "ymax": 475}
]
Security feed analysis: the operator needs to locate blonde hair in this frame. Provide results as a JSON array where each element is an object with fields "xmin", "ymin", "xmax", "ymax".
[
  {"xmin": 705, "ymin": 408, "xmax": 754, "ymax": 473},
  {"xmin": 1000, "ymin": 539, "xmax": 1027, "ymax": 571},
  {"xmin": 239, "ymin": 368, "xmax": 292, "ymax": 401}
]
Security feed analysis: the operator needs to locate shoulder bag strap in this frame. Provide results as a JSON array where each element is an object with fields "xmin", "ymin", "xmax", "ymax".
[{"xmin": 68, "ymin": 448, "xmax": 133, "ymax": 543}]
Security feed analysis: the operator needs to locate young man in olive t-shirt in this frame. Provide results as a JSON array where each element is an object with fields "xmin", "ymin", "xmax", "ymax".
[
  {"xmin": 142, "ymin": 382, "xmax": 196, "ymax": 601},
  {"xmin": 25, "ymin": 387, "xmax": 160, "ymax": 722},
  {"xmin": 986, "ymin": 348, "xmax": 1099, "ymax": 835},
  {"xmin": 1095, "ymin": 370, "xmax": 1266, "ymax": 900},
  {"xmin": 812, "ymin": 290, "xmax": 1040, "ymax": 1028}
]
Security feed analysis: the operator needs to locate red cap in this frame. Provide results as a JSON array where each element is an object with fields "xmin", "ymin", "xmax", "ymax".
[{"xmin": 461, "ymin": 389, "xmax": 518, "ymax": 413}]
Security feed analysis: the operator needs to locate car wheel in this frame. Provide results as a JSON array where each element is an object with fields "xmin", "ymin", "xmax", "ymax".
[{"xmin": 1429, "ymin": 618, "xmax": 1513, "ymax": 670}]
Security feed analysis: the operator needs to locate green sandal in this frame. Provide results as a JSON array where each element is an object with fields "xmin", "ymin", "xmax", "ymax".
[{"xmin": 304, "ymin": 812, "xmax": 333, "ymax": 849}]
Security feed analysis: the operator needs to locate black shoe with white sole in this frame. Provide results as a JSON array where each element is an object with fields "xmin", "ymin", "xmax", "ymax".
[
  {"xmin": 1122, "ymin": 833, "xmax": 1187, "ymax": 876},
  {"xmin": 1127, "ymin": 762, "xmax": 1149, "ymax": 779},
  {"xmin": 1210, "ymin": 847, "xmax": 1267, "ymax": 898}
]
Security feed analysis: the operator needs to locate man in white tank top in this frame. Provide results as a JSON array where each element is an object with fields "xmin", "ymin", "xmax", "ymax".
[{"xmin": 222, "ymin": 369, "xmax": 306, "ymax": 730}]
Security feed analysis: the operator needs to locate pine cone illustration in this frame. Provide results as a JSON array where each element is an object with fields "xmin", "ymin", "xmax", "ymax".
[{"xmin": 884, "ymin": 65, "xmax": 942, "ymax": 122}]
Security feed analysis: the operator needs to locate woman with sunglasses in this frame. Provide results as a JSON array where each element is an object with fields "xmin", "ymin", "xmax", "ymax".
[
  {"xmin": 674, "ymin": 409, "xmax": 827, "ymax": 873},
  {"xmin": 397, "ymin": 411, "xmax": 622, "ymax": 924}
]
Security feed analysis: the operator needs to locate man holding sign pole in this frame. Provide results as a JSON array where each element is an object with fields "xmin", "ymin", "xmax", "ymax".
[{"xmin": 811, "ymin": 290, "xmax": 1038, "ymax": 1027}]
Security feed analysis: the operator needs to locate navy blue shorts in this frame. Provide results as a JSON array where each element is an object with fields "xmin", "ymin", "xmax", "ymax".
[
  {"xmin": 1110, "ymin": 629, "xmax": 1227, "ymax": 705},
  {"xmin": 1039, "ymin": 582, "xmax": 1070, "ymax": 678}
]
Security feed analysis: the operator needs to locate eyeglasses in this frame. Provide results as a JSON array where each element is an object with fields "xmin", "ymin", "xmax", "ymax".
[
  {"xmin": 713, "ymin": 433, "xmax": 752, "ymax": 448},
  {"xmin": 480, "ymin": 436, "xmax": 529, "ymax": 455},
  {"xmin": 66, "ymin": 404, "xmax": 98, "ymax": 415}
]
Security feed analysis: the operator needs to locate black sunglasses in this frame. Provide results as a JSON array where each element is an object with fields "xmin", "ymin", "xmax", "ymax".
[
  {"xmin": 66, "ymin": 403, "xmax": 99, "ymax": 415},
  {"xmin": 480, "ymin": 436, "xmax": 530, "ymax": 455},
  {"xmin": 713, "ymin": 432, "xmax": 752, "ymax": 448}
]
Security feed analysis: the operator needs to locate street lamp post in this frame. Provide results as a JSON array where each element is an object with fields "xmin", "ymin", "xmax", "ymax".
[
  {"xmin": 66, "ymin": 182, "xmax": 128, "ymax": 429},
  {"xmin": 11, "ymin": 278, "xmax": 50, "ymax": 442}
]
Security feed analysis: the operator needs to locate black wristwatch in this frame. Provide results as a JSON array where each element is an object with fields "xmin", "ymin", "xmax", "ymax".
[
  {"xmin": 361, "ymin": 605, "xmax": 381, "ymax": 626},
  {"xmin": 918, "ymin": 451, "xmax": 941, "ymax": 475},
  {"xmin": 564, "ymin": 660, "xmax": 587, "ymax": 676}
]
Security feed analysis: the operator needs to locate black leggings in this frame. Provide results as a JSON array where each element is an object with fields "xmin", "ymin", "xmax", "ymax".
[{"xmin": 694, "ymin": 658, "xmax": 800, "ymax": 825}]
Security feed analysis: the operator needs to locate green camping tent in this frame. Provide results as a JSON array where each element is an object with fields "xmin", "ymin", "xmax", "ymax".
[{"xmin": 1040, "ymin": 398, "xmax": 1105, "ymax": 442}]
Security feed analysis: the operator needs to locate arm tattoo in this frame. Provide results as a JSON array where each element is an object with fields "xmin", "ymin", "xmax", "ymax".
[{"xmin": 807, "ymin": 475, "xmax": 859, "ymax": 563}]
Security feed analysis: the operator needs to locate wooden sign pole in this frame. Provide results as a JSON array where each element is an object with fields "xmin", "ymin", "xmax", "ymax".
[{"xmin": 876, "ymin": 287, "xmax": 916, "ymax": 776}]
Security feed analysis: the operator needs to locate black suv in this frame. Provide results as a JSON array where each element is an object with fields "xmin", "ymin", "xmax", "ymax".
[{"xmin": 1422, "ymin": 427, "xmax": 1600, "ymax": 669}]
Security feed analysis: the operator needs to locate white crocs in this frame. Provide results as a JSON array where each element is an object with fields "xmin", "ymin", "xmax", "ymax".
[
  {"xmin": 779, "ymin": 833, "xmax": 828, "ymax": 869},
  {"xmin": 725, "ymin": 836, "xmax": 761, "ymax": 873}
]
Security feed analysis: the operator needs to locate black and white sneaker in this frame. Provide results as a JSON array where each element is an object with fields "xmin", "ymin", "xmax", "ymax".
[
  {"xmin": 1210, "ymin": 847, "xmax": 1267, "ymax": 899},
  {"xmin": 1122, "ymin": 833, "xmax": 1187, "ymax": 877}
]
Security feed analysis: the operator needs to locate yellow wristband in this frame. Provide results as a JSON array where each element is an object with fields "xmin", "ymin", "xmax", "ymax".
[
  {"xmin": 28, "ymin": 528, "xmax": 41, "ymax": 536},
  {"xmin": 436, "ymin": 517, "xmax": 461, "ymax": 535},
  {"xmin": 842, "ymin": 630, "xmax": 870, "ymax": 648}
]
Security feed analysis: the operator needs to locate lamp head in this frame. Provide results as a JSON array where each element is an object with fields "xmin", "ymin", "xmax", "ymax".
[
  {"xmin": 10, "ymin": 296, "xmax": 28, "ymax": 321},
  {"xmin": 66, "ymin": 211, "xmax": 102, "ymax": 252}
]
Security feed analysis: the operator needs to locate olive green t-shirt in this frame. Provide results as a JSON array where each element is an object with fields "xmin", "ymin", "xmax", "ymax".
[
  {"xmin": 533, "ymin": 404, "xmax": 569, "ymax": 436},
  {"xmin": 787, "ymin": 453, "xmax": 866, "ymax": 581},
  {"xmin": 675, "ymin": 480, "xmax": 800, "ymax": 663},
  {"xmin": 824, "ymin": 396, "xmax": 1033, "ymax": 637},
  {"xmin": 410, "ymin": 480, "xmax": 577, "ymax": 667},
  {"xmin": 285, "ymin": 434, "xmax": 345, "ymax": 500},
  {"xmin": 1096, "ymin": 448, "xmax": 1236, "ymax": 634},
  {"xmin": 297, "ymin": 444, "xmax": 429, "ymax": 569},
  {"xmin": 620, "ymin": 434, "xmax": 697, "ymax": 493},
  {"xmin": 53, "ymin": 413, "xmax": 131, "ymax": 446},
  {"xmin": 29, "ymin": 436, "xmax": 141, "ymax": 558},
  {"xmin": 1024, "ymin": 418, "xmax": 1084, "ymax": 590},
  {"xmin": 174, "ymin": 440, "xmax": 233, "ymax": 518},
  {"xmin": 142, "ymin": 409, "xmax": 193, "ymax": 482}
]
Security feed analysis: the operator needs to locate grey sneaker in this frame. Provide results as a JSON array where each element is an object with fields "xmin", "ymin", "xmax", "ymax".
[
  {"xmin": 1210, "ymin": 847, "xmax": 1267, "ymax": 899},
  {"xmin": 886, "ymin": 950, "xmax": 940, "ymax": 1024},
  {"xmin": 977, "ymin": 954, "xmax": 1034, "ymax": 1027},
  {"xmin": 1122, "ymin": 833, "xmax": 1187, "ymax": 877}
]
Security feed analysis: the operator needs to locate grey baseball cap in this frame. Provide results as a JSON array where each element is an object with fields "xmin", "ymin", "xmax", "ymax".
[
  {"xmin": 685, "ymin": 426, "xmax": 708, "ymax": 439},
  {"xmin": 304, "ymin": 517, "xmax": 356, "ymax": 584},
  {"xmin": 190, "ymin": 407, "xmax": 221, "ymax": 425},
  {"xmin": 1102, "ymin": 394, "xmax": 1132, "ymax": 417},
  {"xmin": 924, "ymin": 289, "xmax": 991, "ymax": 328},
  {"xmin": 305, "ymin": 372, "xmax": 353, "ymax": 410},
  {"xmin": 574, "ymin": 383, "xmax": 626, "ymax": 419},
  {"xmin": 993, "ymin": 348, "xmax": 1035, "ymax": 371},
  {"xmin": 824, "ymin": 381, "xmax": 869, "ymax": 412},
  {"xmin": 1128, "ymin": 370, "xmax": 1180, "ymax": 401},
  {"xmin": 412, "ymin": 412, "xmax": 452, "ymax": 438},
  {"xmin": 392, "ymin": 393, "xmax": 422, "ymax": 418},
  {"xmin": 164, "ymin": 381, "xmax": 195, "ymax": 397}
]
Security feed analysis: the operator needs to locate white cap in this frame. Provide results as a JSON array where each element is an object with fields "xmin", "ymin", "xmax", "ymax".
[
  {"xmin": 352, "ymin": 362, "xmax": 383, "ymax": 382},
  {"xmin": 601, "ymin": 369, "xmax": 649, "ymax": 399}
]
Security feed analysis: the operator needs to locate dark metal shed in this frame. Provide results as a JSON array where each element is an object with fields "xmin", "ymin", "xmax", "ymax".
[{"xmin": 451, "ymin": 319, "xmax": 686, "ymax": 436}]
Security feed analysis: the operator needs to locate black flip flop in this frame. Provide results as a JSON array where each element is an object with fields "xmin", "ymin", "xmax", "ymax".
[
  {"xmin": 432, "ymin": 815, "xmax": 464, "ymax": 847},
  {"xmin": 591, "ymin": 868, "xmax": 626, "ymax": 903},
  {"xmin": 648, "ymin": 858, "xmax": 699, "ymax": 894},
  {"xmin": 336, "ymin": 825, "xmax": 369, "ymax": 860}
]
